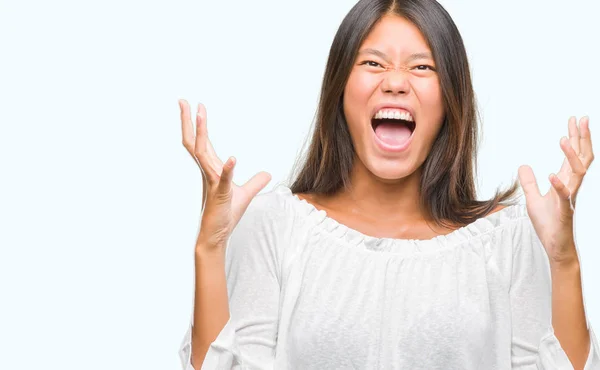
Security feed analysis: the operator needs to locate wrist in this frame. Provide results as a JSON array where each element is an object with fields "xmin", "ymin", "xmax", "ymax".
[
  {"xmin": 549, "ymin": 241, "xmax": 580, "ymax": 268},
  {"xmin": 550, "ymin": 253, "xmax": 580, "ymax": 272},
  {"xmin": 195, "ymin": 240, "xmax": 226, "ymax": 258}
]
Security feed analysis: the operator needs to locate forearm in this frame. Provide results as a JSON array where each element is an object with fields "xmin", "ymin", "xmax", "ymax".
[
  {"xmin": 191, "ymin": 246, "xmax": 230, "ymax": 368},
  {"xmin": 551, "ymin": 257, "xmax": 590, "ymax": 370}
]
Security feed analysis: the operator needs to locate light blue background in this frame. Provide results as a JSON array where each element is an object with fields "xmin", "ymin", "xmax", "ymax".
[{"xmin": 0, "ymin": 0, "xmax": 598, "ymax": 369}]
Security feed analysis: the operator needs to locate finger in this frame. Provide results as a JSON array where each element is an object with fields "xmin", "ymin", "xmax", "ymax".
[
  {"xmin": 194, "ymin": 103, "xmax": 207, "ymax": 152},
  {"xmin": 518, "ymin": 165, "xmax": 542, "ymax": 201},
  {"xmin": 549, "ymin": 173, "xmax": 575, "ymax": 211},
  {"xmin": 568, "ymin": 116, "xmax": 580, "ymax": 155},
  {"xmin": 556, "ymin": 156, "xmax": 570, "ymax": 180},
  {"xmin": 580, "ymin": 116, "xmax": 594, "ymax": 166},
  {"xmin": 556, "ymin": 132, "xmax": 575, "ymax": 183},
  {"xmin": 180, "ymin": 99, "xmax": 196, "ymax": 153},
  {"xmin": 194, "ymin": 104, "xmax": 219, "ymax": 183},
  {"xmin": 194, "ymin": 103, "xmax": 225, "ymax": 174},
  {"xmin": 216, "ymin": 156, "xmax": 236, "ymax": 195},
  {"xmin": 206, "ymin": 138, "xmax": 224, "ymax": 169},
  {"xmin": 234, "ymin": 171, "xmax": 272, "ymax": 218},
  {"xmin": 560, "ymin": 136, "xmax": 587, "ymax": 191},
  {"xmin": 241, "ymin": 171, "xmax": 272, "ymax": 202}
]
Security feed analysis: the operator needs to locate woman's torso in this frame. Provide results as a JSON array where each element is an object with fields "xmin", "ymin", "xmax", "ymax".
[{"xmin": 268, "ymin": 186, "xmax": 520, "ymax": 369}]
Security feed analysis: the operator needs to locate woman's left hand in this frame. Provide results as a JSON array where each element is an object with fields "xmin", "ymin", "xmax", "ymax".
[{"xmin": 518, "ymin": 116, "xmax": 594, "ymax": 266}]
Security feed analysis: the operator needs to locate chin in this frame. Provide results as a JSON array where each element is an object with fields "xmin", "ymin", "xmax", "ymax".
[{"xmin": 365, "ymin": 157, "xmax": 418, "ymax": 182}]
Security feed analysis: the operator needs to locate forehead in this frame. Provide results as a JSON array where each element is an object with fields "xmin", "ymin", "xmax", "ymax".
[{"xmin": 360, "ymin": 15, "xmax": 431, "ymax": 56}]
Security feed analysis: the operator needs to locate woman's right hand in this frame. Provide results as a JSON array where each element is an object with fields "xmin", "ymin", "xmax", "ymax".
[{"xmin": 179, "ymin": 99, "xmax": 272, "ymax": 252}]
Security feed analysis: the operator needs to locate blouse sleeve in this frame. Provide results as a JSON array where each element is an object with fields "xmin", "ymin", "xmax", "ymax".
[
  {"xmin": 178, "ymin": 193, "xmax": 288, "ymax": 370},
  {"xmin": 510, "ymin": 216, "xmax": 600, "ymax": 369}
]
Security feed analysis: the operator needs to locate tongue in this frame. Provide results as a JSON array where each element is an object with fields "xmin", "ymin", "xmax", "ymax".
[{"xmin": 374, "ymin": 122, "xmax": 412, "ymax": 146}]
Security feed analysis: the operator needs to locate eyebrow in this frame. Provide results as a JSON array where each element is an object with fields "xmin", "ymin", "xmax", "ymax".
[{"xmin": 357, "ymin": 48, "xmax": 433, "ymax": 63}]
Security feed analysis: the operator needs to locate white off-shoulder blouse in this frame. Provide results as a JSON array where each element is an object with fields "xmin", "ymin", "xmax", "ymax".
[{"xmin": 179, "ymin": 183, "xmax": 599, "ymax": 369}]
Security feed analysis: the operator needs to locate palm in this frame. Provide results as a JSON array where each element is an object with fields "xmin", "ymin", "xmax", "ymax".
[
  {"xmin": 517, "ymin": 116, "xmax": 594, "ymax": 263},
  {"xmin": 218, "ymin": 170, "xmax": 270, "ymax": 223},
  {"xmin": 180, "ymin": 99, "xmax": 271, "ymax": 244},
  {"xmin": 555, "ymin": 147, "xmax": 587, "ymax": 208}
]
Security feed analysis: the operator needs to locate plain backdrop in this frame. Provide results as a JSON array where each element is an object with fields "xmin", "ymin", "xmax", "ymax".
[{"xmin": 1, "ymin": 0, "xmax": 599, "ymax": 369}]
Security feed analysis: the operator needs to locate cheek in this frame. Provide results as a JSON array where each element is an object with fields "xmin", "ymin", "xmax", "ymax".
[
  {"xmin": 413, "ymin": 79, "xmax": 443, "ymax": 111},
  {"xmin": 412, "ymin": 79, "xmax": 445, "ymax": 139},
  {"xmin": 413, "ymin": 79, "xmax": 442, "ymax": 108},
  {"xmin": 345, "ymin": 73, "xmax": 379, "ymax": 103},
  {"xmin": 344, "ymin": 74, "xmax": 377, "ymax": 125}
]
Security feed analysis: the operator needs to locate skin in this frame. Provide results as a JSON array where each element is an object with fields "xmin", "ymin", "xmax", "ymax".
[
  {"xmin": 179, "ymin": 100, "xmax": 272, "ymax": 367},
  {"xmin": 518, "ymin": 116, "xmax": 595, "ymax": 369},
  {"xmin": 298, "ymin": 14, "xmax": 595, "ymax": 368},
  {"xmin": 297, "ymin": 14, "xmax": 504, "ymax": 239},
  {"xmin": 180, "ymin": 12, "xmax": 593, "ymax": 370}
]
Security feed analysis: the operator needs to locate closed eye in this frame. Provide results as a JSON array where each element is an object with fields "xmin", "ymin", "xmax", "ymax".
[
  {"xmin": 359, "ymin": 60, "xmax": 383, "ymax": 68},
  {"xmin": 414, "ymin": 65, "xmax": 436, "ymax": 71},
  {"xmin": 360, "ymin": 61, "xmax": 436, "ymax": 72}
]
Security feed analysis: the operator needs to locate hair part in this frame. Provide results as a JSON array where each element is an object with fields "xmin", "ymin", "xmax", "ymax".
[{"xmin": 286, "ymin": 0, "xmax": 521, "ymax": 229}]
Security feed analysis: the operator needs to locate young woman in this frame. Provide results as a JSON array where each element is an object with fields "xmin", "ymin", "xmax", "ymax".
[{"xmin": 178, "ymin": 0, "xmax": 598, "ymax": 369}]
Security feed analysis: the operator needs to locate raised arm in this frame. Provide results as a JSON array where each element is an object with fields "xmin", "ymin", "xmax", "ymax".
[
  {"xmin": 509, "ymin": 217, "xmax": 600, "ymax": 369},
  {"xmin": 178, "ymin": 99, "xmax": 273, "ymax": 369},
  {"xmin": 191, "ymin": 246, "xmax": 229, "ymax": 367},
  {"xmin": 180, "ymin": 195, "xmax": 286, "ymax": 369}
]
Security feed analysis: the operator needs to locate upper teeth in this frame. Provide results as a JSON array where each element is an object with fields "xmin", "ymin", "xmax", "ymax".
[{"xmin": 374, "ymin": 109, "xmax": 414, "ymax": 121}]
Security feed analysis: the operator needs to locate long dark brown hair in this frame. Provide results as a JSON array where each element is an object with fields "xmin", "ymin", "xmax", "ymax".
[{"xmin": 286, "ymin": 0, "xmax": 521, "ymax": 229}]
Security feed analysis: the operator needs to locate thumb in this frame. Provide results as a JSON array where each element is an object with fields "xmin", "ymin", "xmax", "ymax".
[
  {"xmin": 216, "ymin": 156, "xmax": 236, "ymax": 196},
  {"xmin": 518, "ymin": 165, "xmax": 542, "ymax": 202},
  {"xmin": 242, "ymin": 171, "xmax": 272, "ymax": 200}
]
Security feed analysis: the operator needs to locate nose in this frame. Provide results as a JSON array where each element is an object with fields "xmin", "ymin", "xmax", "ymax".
[{"xmin": 380, "ymin": 68, "xmax": 411, "ymax": 95}]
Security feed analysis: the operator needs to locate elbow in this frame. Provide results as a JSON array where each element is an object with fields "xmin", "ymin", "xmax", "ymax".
[
  {"xmin": 190, "ymin": 345, "xmax": 209, "ymax": 370},
  {"xmin": 190, "ymin": 333, "xmax": 215, "ymax": 370},
  {"xmin": 568, "ymin": 336, "xmax": 591, "ymax": 370}
]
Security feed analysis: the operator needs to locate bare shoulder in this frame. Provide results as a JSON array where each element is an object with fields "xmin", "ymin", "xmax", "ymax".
[
  {"xmin": 293, "ymin": 192, "xmax": 336, "ymax": 214},
  {"xmin": 294, "ymin": 192, "xmax": 308, "ymax": 201},
  {"xmin": 489, "ymin": 204, "xmax": 508, "ymax": 216},
  {"xmin": 294, "ymin": 192, "xmax": 324, "ymax": 208}
]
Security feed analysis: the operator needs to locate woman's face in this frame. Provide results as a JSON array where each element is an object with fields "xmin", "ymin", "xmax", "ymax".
[{"xmin": 343, "ymin": 14, "xmax": 445, "ymax": 182}]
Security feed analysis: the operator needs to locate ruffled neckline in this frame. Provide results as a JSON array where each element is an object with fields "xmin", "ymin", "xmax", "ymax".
[{"xmin": 273, "ymin": 183, "xmax": 529, "ymax": 252}]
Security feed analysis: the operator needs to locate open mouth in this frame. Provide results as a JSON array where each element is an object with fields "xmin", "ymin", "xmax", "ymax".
[
  {"xmin": 370, "ymin": 117, "xmax": 416, "ymax": 151},
  {"xmin": 371, "ymin": 118, "xmax": 416, "ymax": 133}
]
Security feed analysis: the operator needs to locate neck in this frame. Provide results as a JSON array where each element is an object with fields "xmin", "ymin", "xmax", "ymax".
[{"xmin": 333, "ymin": 160, "xmax": 426, "ymax": 224}]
